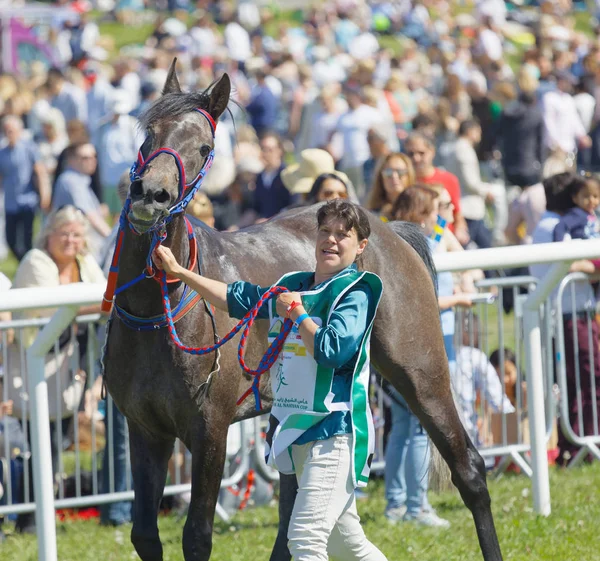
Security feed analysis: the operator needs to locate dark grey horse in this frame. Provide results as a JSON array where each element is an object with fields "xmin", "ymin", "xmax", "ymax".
[{"xmin": 103, "ymin": 64, "xmax": 503, "ymax": 561}]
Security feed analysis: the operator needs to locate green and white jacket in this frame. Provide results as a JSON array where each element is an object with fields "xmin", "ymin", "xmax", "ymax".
[{"xmin": 264, "ymin": 268, "xmax": 383, "ymax": 488}]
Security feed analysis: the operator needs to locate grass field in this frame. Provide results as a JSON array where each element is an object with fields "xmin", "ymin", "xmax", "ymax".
[{"xmin": 1, "ymin": 463, "xmax": 600, "ymax": 560}]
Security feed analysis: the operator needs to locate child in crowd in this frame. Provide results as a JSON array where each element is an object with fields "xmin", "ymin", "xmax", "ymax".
[
  {"xmin": 489, "ymin": 348, "xmax": 521, "ymax": 409},
  {"xmin": 553, "ymin": 174, "xmax": 600, "ymax": 244},
  {"xmin": 453, "ymin": 315, "xmax": 515, "ymax": 449}
]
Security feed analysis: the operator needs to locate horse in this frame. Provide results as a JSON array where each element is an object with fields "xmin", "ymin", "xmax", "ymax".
[{"xmin": 102, "ymin": 62, "xmax": 504, "ymax": 561}]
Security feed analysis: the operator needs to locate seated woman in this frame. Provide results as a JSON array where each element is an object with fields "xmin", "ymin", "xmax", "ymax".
[{"xmin": 7, "ymin": 205, "xmax": 105, "ymax": 532}]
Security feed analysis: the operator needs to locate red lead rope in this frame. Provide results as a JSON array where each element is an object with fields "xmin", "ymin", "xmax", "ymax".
[{"xmin": 159, "ymin": 271, "xmax": 294, "ymax": 410}]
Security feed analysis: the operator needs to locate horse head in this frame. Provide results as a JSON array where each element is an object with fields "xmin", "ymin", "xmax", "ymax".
[{"xmin": 127, "ymin": 59, "xmax": 231, "ymax": 233}]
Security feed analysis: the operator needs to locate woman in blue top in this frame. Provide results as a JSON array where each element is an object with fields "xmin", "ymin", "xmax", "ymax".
[{"xmin": 153, "ymin": 200, "xmax": 387, "ymax": 561}]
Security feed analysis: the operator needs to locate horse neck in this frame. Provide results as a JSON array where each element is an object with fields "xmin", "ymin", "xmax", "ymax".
[{"xmin": 116, "ymin": 216, "xmax": 191, "ymax": 316}]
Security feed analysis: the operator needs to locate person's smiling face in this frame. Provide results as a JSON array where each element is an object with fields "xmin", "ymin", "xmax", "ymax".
[{"xmin": 315, "ymin": 218, "xmax": 367, "ymax": 275}]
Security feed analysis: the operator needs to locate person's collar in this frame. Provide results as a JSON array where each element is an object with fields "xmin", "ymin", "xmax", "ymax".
[{"xmin": 309, "ymin": 263, "xmax": 358, "ymax": 290}]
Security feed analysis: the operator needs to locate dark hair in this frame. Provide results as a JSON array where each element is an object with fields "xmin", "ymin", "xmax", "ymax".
[
  {"xmin": 391, "ymin": 185, "xmax": 438, "ymax": 223},
  {"xmin": 458, "ymin": 118, "xmax": 481, "ymax": 137},
  {"xmin": 404, "ymin": 131, "xmax": 435, "ymax": 150},
  {"xmin": 65, "ymin": 141, "xmax": 93, "ymax": 161},
  {"xmin": 564, "ymin": 174, "xmax": 600, "ymax": 209},
  {"xmin": 489, "ymin": 348, "xmax": 517, "ymax": 369},
  {"xmin": 258, "ymin": 130, "xmax": 283, "ymax": 150},
  {"xmin": 411, "ymin": 112, "xmax": 436, "ymax": 131},
  {"xmin": 308, "ymin": 173, "xmax": 348, "ymax": 203},
  {"xmin": 316, "ymin": 200, "xmax": 371, "ymax": 242},
  {"xmin": 543, "ymin": 172, "xmax": 576, "ymax": 213}
]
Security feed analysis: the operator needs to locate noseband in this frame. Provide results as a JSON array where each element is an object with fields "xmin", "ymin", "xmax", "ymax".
[{"xmin": 102, "ymin": 108, "xmax": 216, "ymax": 313}]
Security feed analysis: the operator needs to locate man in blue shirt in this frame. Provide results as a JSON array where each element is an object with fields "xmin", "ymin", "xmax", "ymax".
[
  {"xmin": 47, "ymin": 67, "xmax": 88, "ymax": 125},
  {"xmin": 246, "ymin": 70, "xmax": 278, "ymax": 136},
  {"xmin": 0, "ymin": 116, "xmax": 50, "ymax": 260},
  {"xmin": 53, "ymin": 142, "xmax": 111, "ymax": 261}
]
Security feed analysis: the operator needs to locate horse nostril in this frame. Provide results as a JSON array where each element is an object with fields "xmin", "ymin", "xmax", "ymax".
[
  {"xmin": 154, "ymin": 189, "xmax": 170, "ymax": 205},
  {"xmin": 130, "ymin": 179, "xmax": 143, "ymax": 200}
]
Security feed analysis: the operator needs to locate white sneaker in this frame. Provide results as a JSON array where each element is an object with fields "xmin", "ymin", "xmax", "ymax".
[
  {"xmin": 404, "ymin": 510, "xmax": 450, "ymax": 528},
  {"xmin": 384, "ymin": 505, "xmax": 407, "ymax": 523}
]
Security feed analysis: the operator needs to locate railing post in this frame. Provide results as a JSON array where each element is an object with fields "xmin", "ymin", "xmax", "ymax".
[
  {"xmin": 523, "ymin": 262, "xmax": 569, "ymax": 516},
  {"xmin": 27, "ymin": 306, "xmax": 79, "ymax": 561}
]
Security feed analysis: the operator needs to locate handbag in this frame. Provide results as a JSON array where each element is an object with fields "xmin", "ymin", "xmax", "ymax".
[{"xmin": 6, "ymin": 329, "xmax": 86, "ymax": 422}]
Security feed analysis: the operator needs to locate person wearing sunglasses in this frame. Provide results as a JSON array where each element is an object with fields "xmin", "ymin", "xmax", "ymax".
[
  {"xmin": 366, "ymin": 152, "xmax": 415, "ymax": 220},
  {"xmin": 306, "ymin": 172, "xmax": 350, "ymax": 204}
]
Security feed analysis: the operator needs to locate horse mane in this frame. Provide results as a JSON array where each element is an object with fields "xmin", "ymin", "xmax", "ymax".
[{"xmin": 139, "ymin": 90, "xmax": 211, "ymax": 129}]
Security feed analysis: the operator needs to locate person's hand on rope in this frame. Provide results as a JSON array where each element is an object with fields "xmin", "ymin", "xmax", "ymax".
[
  {"xmin": 153, "ymin": 245, "xmax": 183, "ymax": 277},
  {"xmin": 276, "ymin": 291, "xmax": 304, "ymax": 319}
]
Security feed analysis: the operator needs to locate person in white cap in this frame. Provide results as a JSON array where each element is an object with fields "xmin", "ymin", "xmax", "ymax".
[{"xmin": 95, "ymin": 90, "xmax": 144, "ymax": 216}]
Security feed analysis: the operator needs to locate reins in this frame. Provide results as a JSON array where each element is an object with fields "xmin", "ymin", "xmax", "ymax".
[{"xmin": 102, "ymin": 107, "xmax": 292, "ymax": 410}]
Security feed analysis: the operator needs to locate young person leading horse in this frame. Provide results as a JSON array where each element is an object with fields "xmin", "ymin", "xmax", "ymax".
[{"xmin": 154, "ymin": 200, "xmax": 387, "ymax": 561}]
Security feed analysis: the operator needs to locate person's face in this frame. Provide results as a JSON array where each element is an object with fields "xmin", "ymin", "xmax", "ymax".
[
  {"xmin": 260, "ymin": 136, "xmax": 282, "ymax": 170},
  {"xmin": 405, "ymin": 139, "xmax": 434, "ymax": 176},
  {"xmin": 315, "ymin": 218, "xmax": 367, "ymax": 275},
  {"xmin": 317, "ymin": 178, "xmax": 347, "ymax": 202},
  {"xmin": 74, "ymin": 145, "xmax": 97, "ymax": 175},
  {"xmin": 502, "ymin": 360, "xmax": 518, "ymax": 391},
  {"xmin": 367, "ymin": 131, "xmax": 386, "ymax": 154},
  {"xmin": 381, "ymin": 156, "xmax": 410, "ymax": 203},
  {"xmin": 470, "ymin": 125, "xmax": 482, "ymax": 146},
  {"xmin": 437, "ymin": 189, "xmax": 454, "ymax": 224},
  {"xmin": 422, "ymin": 199, "xmax": 440, "ymax": 235},
  {"xmin": 47, "ymin": 220, "xmax": 85, "ymax": 265},
  {"xmin": 2, "ymin": 121, "xmax": 21, "ymax": 146},
  {"xmin": 573, "ymin": 183, "xmax": 600, "ymax": 214},
  {"xmin": 43, "ymin": 123, "xmax": 56, "ymax": 140}
]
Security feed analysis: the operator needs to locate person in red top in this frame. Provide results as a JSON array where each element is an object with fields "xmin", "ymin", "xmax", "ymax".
[{"xmin": 404, "ymin": 132, "xmax": 469, "ymax": 244}]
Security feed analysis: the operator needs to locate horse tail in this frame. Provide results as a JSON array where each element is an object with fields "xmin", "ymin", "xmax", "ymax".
[
  {"xmin": 386, "ymin": 220, "xmax": 454, "ymax": 493},
  {"xmin": 387, "ymin": 220, "xmax": 437, "ymax": 297}
]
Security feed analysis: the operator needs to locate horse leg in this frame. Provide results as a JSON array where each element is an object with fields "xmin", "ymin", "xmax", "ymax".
[
  {"xmin": 376, "ymin": 351, "xmax": 503, "ymax": 561},
  {"xmin": 129, "ymin": 422, "xmax": 174, "ymax": 561},
  {"xmin": 182, "ymin": 410, "xmax": 231, "ymax": 561},
  {"xmin": 269, "ymin": 473, "xmax": 296, "ymax": 561}
]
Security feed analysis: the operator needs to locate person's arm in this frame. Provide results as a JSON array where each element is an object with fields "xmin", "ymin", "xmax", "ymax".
[
  {"xmin": 85, "ymin": 210, "xmax": 112, "ymax": 237},
  {"xmin": 153, "ymin": 245, "xmax": 229, "ymax": 311},
  {"xmin": 456, "ymin": 145, "xmax": 490, "ymax": 199},
  {"xmin": 276, "ymin": 286, "xmax": 370, "ymax": 365},
  {"xmin": 33, "ymin": 161, "xmax": 51, "ymax": 212},
  {"xmin": 438, "ymin": 294, "xmax": 474, "ymax": 310}
]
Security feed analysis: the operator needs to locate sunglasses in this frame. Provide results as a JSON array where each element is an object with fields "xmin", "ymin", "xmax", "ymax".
[
  {"xmin": 321, "ymin": 190, "xmax": 348, "ymax": 199},
  {"xmin": 382, "ymin": 168, "xmax": 408, "ymax": 178}
]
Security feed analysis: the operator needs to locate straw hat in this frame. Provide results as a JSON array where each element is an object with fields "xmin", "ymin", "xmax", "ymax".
[{"xmin": 281, "ymin": 149, "xmax": 349, "ymax": 195}]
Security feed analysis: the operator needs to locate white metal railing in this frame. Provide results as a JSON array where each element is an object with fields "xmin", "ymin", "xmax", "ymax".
[{"xmin": 2, "ymin": 240, "xmax": 600, "ymax": 560}]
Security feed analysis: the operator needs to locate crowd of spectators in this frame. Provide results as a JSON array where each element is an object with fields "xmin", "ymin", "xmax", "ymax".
[{"xmin": 1, "ymin": 0, "xmax": 600, "ymax": 535}]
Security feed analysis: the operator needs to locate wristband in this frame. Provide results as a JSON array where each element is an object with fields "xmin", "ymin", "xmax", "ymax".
[
  {"xmin": 286, "ymin": 301, "xmax": 302, "ymax": 318},
  {"xmin": 294, "ymin": 313, "xmax": 310, "ymax": 328}
]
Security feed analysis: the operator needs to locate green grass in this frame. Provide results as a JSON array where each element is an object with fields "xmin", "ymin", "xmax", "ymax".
[{"xmin": 2, "ymin": 463, "xmax": 600, "ymax": 560}]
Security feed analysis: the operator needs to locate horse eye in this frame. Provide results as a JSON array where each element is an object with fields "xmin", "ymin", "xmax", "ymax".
[
  {"xmin": 200, "ymin": 145, "xmax": 211, "ymax": 157},
  {"xmin": 140, "ymin": 135, "xmax": 153, "ymax": 158}
]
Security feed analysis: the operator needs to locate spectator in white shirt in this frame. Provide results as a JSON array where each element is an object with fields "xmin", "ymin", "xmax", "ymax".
[
  {"xmin": 444, "ymin": 119, "xmax": 508, "ymax": 246},
  {"xmin": 333, "ymin": 84, "xmax": 384, "ymax": 200},
  {"xmin": 454, "ymin": 314, "xmax": 515, "ymax": 448},
  {"xmin": 542, "ymin": 71, "xmax": 591, "ymax": 157},
  {"xmin": 223, "ymin": 8, "xmax": 251, "ymax": 72},
  {"xmin": 95, "ymin": 91, "xmax": 144, "ymax": 216}
]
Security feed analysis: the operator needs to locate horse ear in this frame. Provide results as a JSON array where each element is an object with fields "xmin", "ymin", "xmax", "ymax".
[
  {"xmin": 208, "ymin": 74, "xmax": 231, "ymax": 122},
  {"xmin": 162, "ymin": 59, "xmax": 182, "ymax": 95}
]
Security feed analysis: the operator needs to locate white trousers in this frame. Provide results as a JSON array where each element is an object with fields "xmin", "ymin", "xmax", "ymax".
[{"xmin": 288, "ymin": 434, "xmax": 387, "ymax": 561}]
